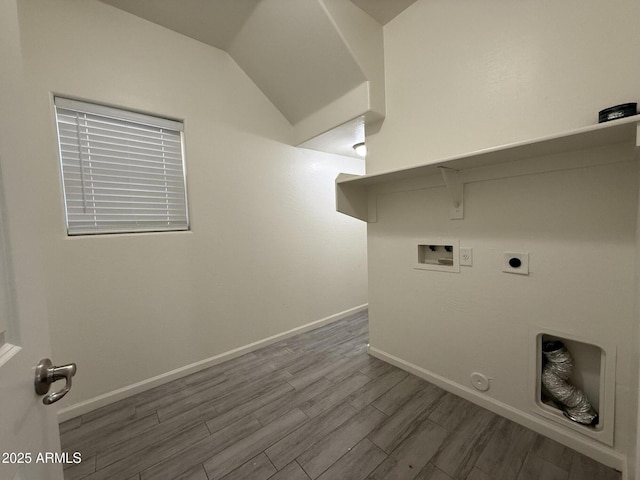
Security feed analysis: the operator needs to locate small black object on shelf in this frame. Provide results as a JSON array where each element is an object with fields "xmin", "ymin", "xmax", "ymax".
[{"xmin": 598, "ymin": 103, "xmax": 637, "ymax": 123}]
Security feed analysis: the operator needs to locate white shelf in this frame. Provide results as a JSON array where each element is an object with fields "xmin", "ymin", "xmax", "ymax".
[{"xmin": 336, "ymin": 115, "xmax": 640, "ymax": 222}]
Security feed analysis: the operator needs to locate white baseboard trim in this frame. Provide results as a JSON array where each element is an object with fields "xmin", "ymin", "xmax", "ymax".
[
  {"xmin": 57, "ymin": 304, "xmax": 368, "ymax": 423},
  {"xmin": 368, "ymin": 346, "xmax": 627, "ymax": 476}
]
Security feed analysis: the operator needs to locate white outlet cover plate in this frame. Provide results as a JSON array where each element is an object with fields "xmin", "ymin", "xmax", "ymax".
[
  {"xmin": 503, "ymin": 252, "xmax": 529, "ymax": 275},
  {"xmin": 460, "ymin": 248, "xmax": 472, "ymax": 266}
]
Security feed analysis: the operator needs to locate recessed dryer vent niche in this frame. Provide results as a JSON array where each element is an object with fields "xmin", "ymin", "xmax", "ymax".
[
  {"xmin": 531, "ymin": 331, "xmax": 615, "ymax": 446},
  {"xmin": 415, "ymin": 240, "xmax": 459, "ymax": 273}
]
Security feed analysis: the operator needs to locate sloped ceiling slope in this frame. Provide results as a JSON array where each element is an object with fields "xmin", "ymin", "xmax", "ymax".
[
  {"xmin": 227, "ymin": 0, "xmax": 366, "ymax": 125},
  {"xmin": 98, "ymin": 0, "xmax": 261, "ymax": 50},
  {"xmin": 351, "ymin": 0, "xmax": 417, "ymax": 25},
  {"xmin": 98, "ymin": 0, "xmax": 414, "ymax": 156}
]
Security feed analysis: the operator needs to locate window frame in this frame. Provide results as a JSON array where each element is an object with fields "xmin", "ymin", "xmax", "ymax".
[{"xmin": 53, "ymin": 97, "xmax": 190, "ymax": 236}]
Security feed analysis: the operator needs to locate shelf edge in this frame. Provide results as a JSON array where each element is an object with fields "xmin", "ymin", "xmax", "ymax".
[{"xmin": 337, "ymin": 115, "xmax": 640, "ymax": 186}]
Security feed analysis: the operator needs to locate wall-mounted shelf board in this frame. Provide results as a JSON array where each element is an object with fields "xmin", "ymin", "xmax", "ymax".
[{"xmin": 336, "ymin": 115, "xmax": 640, "ymax": 222}]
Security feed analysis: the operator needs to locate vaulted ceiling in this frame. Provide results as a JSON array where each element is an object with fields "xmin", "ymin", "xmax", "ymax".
[{"xmin": 99, "ymin": 0, "xmax": 417, "ymax": 158}]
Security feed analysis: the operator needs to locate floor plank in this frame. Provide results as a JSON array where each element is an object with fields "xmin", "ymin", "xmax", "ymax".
[
  {"xmin": 96, "ymin": 415, "xmax": 206, "ymax": 470},
  {"xmin": 63, "ymin": 414, "xmax": 160, "ymax": 463},
  {"xmin": 348, "ymin": 368, "xmax": 408, "ymax": 410},
  {"xmin": 173, "ymin": 465, "xmax": 208, "ymax": 480},
  {"xmin": 316, "ymin": 438, "xmax": 386, "ymax": 480},
  {"xmin": 254, "ymin": 377, "xmax": 333, "ymax": 426},
  {"xmin": 299, "ymin": 372, "xmax": 371, "ymax": 418},
  {"xmin": 371, "ymin": 375, "xmax": 428, "ymax": 416},
  {"xmin": 60, "ymin": 311, "xmax": 622, "ymax": 480},
  {"xmin": 202, "ymin": 408, "xmax": 309, "ymax": 479},
  {"xmin": 367, "ymin": 418, "xmax": 448, "ymax": 480},
  {"xmin": 265, "ymin": 401, "xmax": 357, "ymax": 470},
  {"xmin": 269, "ymin": 462, "xmax": 311, "ymax": 480},
  {"xmin": 368, "ymin": 382, "xmax": 446, "ymax": 454},
  {"xmin": 516, "ymin": 452, "xmax": 569, "ymax": 480},
  {"xmin": 139, "ymin": 415, "xmax": 262, "ymax": 480},
  {"xmin": 63, "ymin": 455, "xmax": 96, "ymax": 480},
  {"xmin": 428, "ymin": 393, "xmax": 478, "ymax": 432},
  {"xmin": 220, "ymin": 453, "xmax": 277, "ymax": 480},
  {"xmin": 474, "ymin": 419, "xmax": 538, "ymax": 479},
  {"xmin": 414, "ymin": 463, "xmax": 455, "ymax": 480},
  {"xmin": 568, "ymin": 452, "xmax": 621, "ymax": 480},
  {"xmin": 84, "ymin": 423, "xmax": 209, "ymax": 480},
  {"xmin": 465, "ymin": 468, "xmax": 492, "ymax": 480},
  {"xmin": 296, "ymin": 405, "xmax": 387, "ymax": 479},
  {"xmin": 531, "ymin": 436, "xmax": 574, "ymax": 472},
  {"xmin": 205, "ymin": 383, "xmax": 293, "ymax": 434},
  {"xmin": 430, "ymin": 406, "xmax": 502, "ymax": 480}
]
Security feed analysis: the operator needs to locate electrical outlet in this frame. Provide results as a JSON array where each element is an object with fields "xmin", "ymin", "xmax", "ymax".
[
  {"xmin": 460, "ymin": 248, "xmax": 473, "ymax": 266},
  {"xmin": 503, "ymin": 252, "xmax": 529, "ymax": 275}
]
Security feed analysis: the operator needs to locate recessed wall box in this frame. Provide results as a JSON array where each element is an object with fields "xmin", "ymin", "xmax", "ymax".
[
  {"xmin": 530, "ymin": 329, "xmax": 616, "ymax": 446},
  {"xmin": 415, "ymin": 240, "xmax": 459, "ymax": 272}
]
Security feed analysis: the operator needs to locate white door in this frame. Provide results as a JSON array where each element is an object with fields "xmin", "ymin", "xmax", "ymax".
[
  {"xmin": 0, "ymin": 0, "xmax": 65, "ymax": 479},
  {"xmin": 0, "ymin": 207, "xmax": 64, "ymax": 480}
]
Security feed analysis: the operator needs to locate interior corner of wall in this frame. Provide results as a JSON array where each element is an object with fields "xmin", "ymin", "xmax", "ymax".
[
  {"xmin": 364, "ymin": 108, "xmax": 385, "ymax": 136},
  {"xmin": 318, "ymin": 0, "xmax": 385, "ymax": 114},
  {"xmin": 292, "ymin": 82, "xmax": 370, "ymax": 146}
]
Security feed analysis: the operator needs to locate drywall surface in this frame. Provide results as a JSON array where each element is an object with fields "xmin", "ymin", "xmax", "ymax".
[
  {"xmin": 321, "ymin": 0, "xmax": 385, "ymax": 117},
  {"xmin": 293, "ymin": 0, "xmax": 385, "ymax": 146},
  {"xmin": 227, "ymin": 0, "xmax": 366, "ymax": 125},
  {"xmin": 633, "ymin": 162, "xmax": 640, "ymax": 480},
  {"xmin": 368, "ymin": 0, "xmax": 640, "ymax": 174},
  {"xmin": 11, "ymin": 0, "xmax": 367, "ymax": 408},
  {"xmin": 365, "ymin": 0, "xmax": 640, "ymax": 469},
  {"xmin": 367, "ymin": 155, "xmax": 638, "ymax": 463}
]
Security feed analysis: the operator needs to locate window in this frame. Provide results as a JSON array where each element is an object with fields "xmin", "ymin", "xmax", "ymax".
[{"xmin": 54, "ymin": 97, "xmax": 189, "ymax": 235}]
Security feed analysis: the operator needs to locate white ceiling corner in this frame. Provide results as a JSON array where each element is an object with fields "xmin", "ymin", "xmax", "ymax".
[
  {"xmin": 99, "ymin": 0, "xmax": 260, "ymax": 50},
  {"xmin": 97, "ymin": 0, "xmax": 416, "ymax": 158},
  {"xmin": 298, "ymin": 116, "xmax": 366, "ymax": 159},
  {"xmin": 226, "ymin": 0, "xmax": 367, "ymax": 125},
  {"xmin": 350, "ymin": 0, "xmax": 418, "ymax": 25}
]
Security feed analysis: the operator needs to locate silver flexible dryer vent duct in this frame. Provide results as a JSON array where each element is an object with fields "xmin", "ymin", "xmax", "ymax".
[{"xmin": 541, "ymin": 340, "xmax": 598, "ymax": 426}]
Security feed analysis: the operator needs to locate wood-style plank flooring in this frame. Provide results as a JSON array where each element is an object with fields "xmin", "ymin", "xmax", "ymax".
[{"xmin": 60, "ymin": 311, "xmax": 621, "ymax": 480}]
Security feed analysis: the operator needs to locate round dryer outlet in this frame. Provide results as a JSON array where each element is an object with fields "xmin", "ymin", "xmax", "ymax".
[{"xmin": 470, "ymin": 372, "xmax": 491, "ymax": 391}]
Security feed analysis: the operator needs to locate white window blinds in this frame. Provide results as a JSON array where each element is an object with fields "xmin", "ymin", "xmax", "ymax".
[{"xmin": 54, "ymin": 97, "xmax": 189, "ymax": 235}]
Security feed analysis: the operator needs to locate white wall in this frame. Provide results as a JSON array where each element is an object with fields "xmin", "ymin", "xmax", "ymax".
[
  {"xmin": 367, "ymin": 156, "xmax": 637, "ymax": 464},
  {"xmin": 11, "ymin": 0, "xmax": 367, "ymax": 411},
  {"xmin": 369, "ymin": 0, "xmax": 640, "ymax": 174},
  {"xmin": 634, "ymin": 160, "xmax": 640, "ymax": 479},
  {"xmin": 365, "ymin": 0, "xmax": 640, "ymax": 473}
]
